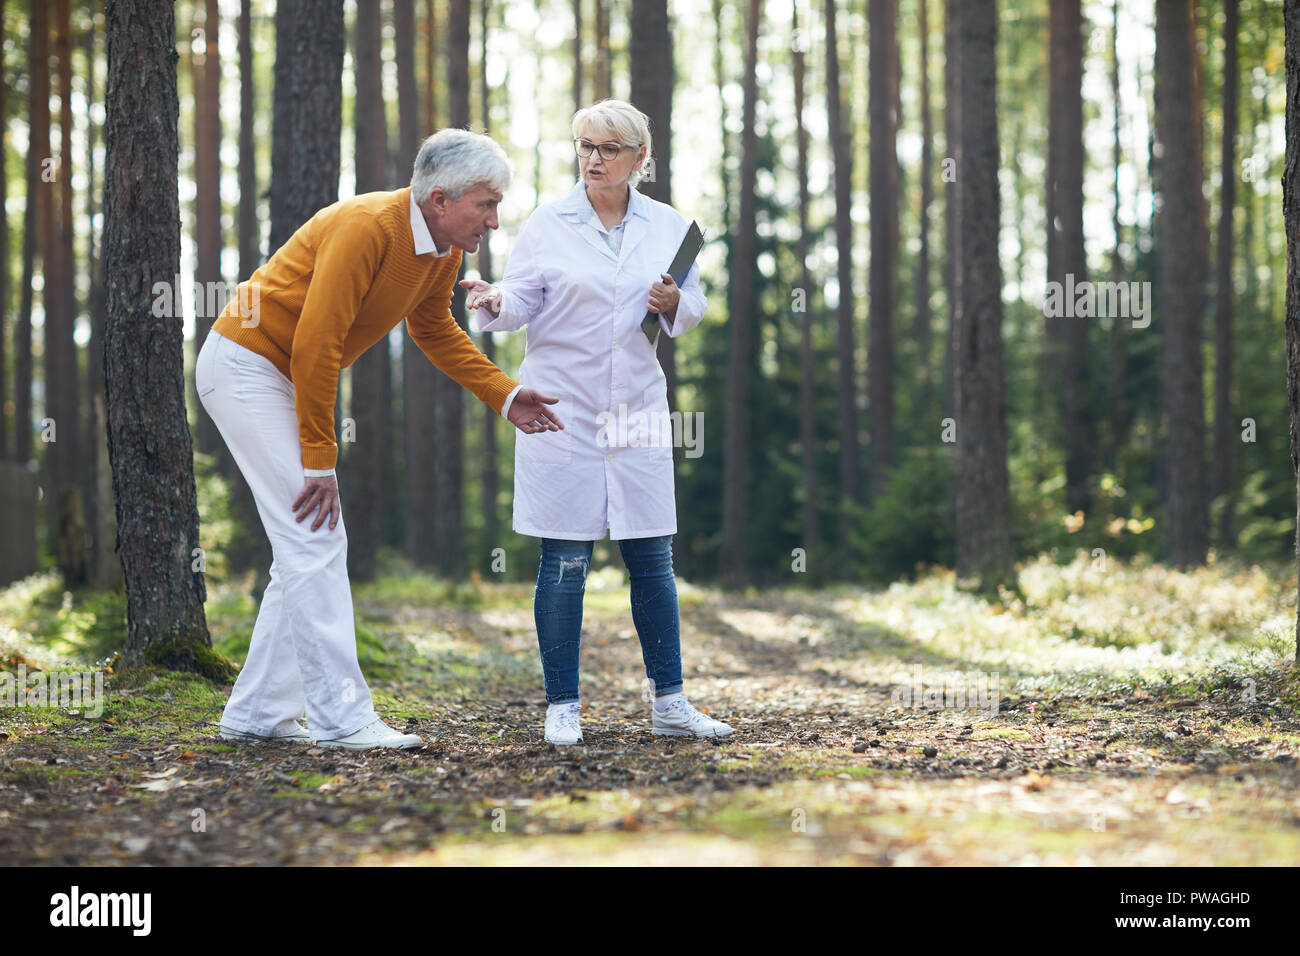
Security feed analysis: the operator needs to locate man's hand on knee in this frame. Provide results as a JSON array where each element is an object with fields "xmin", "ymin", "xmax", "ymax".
[{"xmin": 292, "ymin": 475, "xmax": 341, "ymax": 532}]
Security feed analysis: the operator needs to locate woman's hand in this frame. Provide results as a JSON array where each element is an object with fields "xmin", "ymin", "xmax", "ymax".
[
  {"xmin": 507, "ymin": 388, "xmax": 565, "ymax": 433},
  {"xmin": 459, "ymin": 278, "xmax": 503, "ymax": 316},
  {"xmin": 646, "ymin": 273, "xmax": 680, "ymax": 322}
]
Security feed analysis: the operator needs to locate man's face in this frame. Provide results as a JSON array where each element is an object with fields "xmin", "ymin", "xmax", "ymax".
[{"xmin": 423, "ymin": 184, "xmax": 502, "ymax": 253}]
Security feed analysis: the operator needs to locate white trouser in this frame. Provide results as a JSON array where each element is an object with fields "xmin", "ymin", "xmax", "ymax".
[{"xmin": 196, "ymin": 330, "xmax": 378, "ymax": 739}]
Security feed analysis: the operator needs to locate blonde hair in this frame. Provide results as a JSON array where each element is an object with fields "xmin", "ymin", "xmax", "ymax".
[{"xmin": 571, "ymin": 100, "xmax": 653, "ymax": 188}]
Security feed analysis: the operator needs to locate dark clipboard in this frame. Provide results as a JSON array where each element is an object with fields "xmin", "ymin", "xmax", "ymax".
[{"xmin": 641, "ymin": 220, "xmax": 706, "ymax": 345}]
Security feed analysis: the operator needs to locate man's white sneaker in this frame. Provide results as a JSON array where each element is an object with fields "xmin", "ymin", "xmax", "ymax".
[
  {"xmin": 652, "ymin": 697, "xmax": 733, "ymax": 738},
  {"xmin": 544, "ymin": 702, "xmax": 583, "ymax": 745},
  {"xmin": 314, "ymin": 718, "xmax": 422, "ymax": 750},
  {"xmin": 220, "ymin": 721, "xmax": 311, "ymax": 742}
]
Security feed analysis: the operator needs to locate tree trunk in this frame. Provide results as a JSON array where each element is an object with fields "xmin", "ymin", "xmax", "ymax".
[
  {"xmin": 0, "ymin": 0, "xmax": 7, "ymax": 461},
  {"xmin": 631, "ymin": 0, "xmax": 679, "ymax": 549},
  {"xmin": 346, "ymin": 0, "xmax": 391, "ymax": 582},
  {"xmin": 721, "ymin": 0, "xmax": 760, "ymax": 587},
  {"xmin": 434, "ymin": 0, "xmax": 471, "ymax": 579},
  {"xmin": 15, "ymin": 0, "xmax": 45, "ymax": 468},
  {"xmin": 406, "ymin": 0, "xmax": 440, "ymax": 566},
  {"xmin": 954, "ymin": 0, "xmax": 1015, "ymax": 594},
  {"xmin": 868, "ymin": 0, "xmax": 896, "ymax": 497},
  {"xmin": 594, "ymin": 0, "xmax": 610, "ymax": 99},
  {"xmin": 1214, "ymin": 0, "xmax": 1239, "ymax": 547},
  {"xmin": 50, "ymin": 0, "xmax": 84, "ymax": 587},
  {"xmin": 826, "ymin": 0, "xmax": 859, "ymax": 526},
  {"xmin": 1048, "ymin": 0, "xmax": 1091, "ymax": 517},
  {"xmin": 477, "ymin": 0, "xmax": 501, "ymax": 560},
  {"xmin": 104, "ymin": 0, "xmax": 221, "ymax": 675},
  {"xmin": 269, "ymin": 0, "xmax": 344, "ymax": 255},
  {"xmin": 82, "ymin": 3, "xmax": 120, "ymax": 590},
  {"xmin": 1155, "ymin": 0, "xmax": 1208, "ymax": 567},
  {"xmin": 193, "ymin": 0, "xmax": 223, "ymax": 461},
  {"xmin": 1284, "ymin": 0, "xmax": 1300, "ymax": 661},
  {"xmin": 794, "ymin": 2, "xmax": 819, "ymax": 565},
  {"xmin": 943, "ymin": 0, "xmax": 960, "ymax": 425},
  {"xmin": 1105, "ymin": 0, "xmax": 1126, "ymax": 472},
  {"xmin": 915, "ymin": 0, "xmax": 933, "ymax": 391}
]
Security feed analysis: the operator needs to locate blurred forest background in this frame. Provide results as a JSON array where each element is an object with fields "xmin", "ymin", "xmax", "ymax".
[{"xmin": 0, "ymin": 0, "xmax": 1288, "ymax": 610}]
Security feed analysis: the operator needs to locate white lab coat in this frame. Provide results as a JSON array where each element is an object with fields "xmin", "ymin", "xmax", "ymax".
[{"xmin": 476, "ymin": 180, "xmax": 707, "ymax": 540}]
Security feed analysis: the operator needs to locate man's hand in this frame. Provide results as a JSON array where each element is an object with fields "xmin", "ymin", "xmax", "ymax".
[
  {"xmin": 459, "ymin": 278, "xmax": 502, "ymax": 315},
  {"xmin": 646, "ymin": 273, "xmax": 681, "ymax": 321},
  {"xmin": 507, "ymin": 389, "xmax": 564, "ymax": 434},
  {"xmin": 292, "ymin": 475, "xmax": 341, "ymax": 532}
]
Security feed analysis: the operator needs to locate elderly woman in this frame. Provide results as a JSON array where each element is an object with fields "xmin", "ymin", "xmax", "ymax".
[{"xmin": 461, "ymin": 100, "xmax": 732, "ymax": 746}]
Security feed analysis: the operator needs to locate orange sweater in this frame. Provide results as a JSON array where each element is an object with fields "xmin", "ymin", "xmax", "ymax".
[{"xmin": 212, "ymin": 188, "xmax": 517, "ymax": 470}]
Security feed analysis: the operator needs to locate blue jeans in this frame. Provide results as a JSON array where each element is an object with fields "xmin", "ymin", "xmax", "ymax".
[{"xmin": 533, "ymin": 535, "xmax": 685, "ymax": 704}]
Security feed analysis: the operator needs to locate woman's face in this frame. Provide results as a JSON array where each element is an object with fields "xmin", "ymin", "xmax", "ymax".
[{"xmin": 577, "ymin": 124, "xmax": 645, "ymax": 191}]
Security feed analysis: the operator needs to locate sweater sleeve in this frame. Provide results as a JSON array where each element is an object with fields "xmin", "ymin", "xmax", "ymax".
[
  {"xmin": 290, "ymin": 208, "xmax": 388, "ymax": 471},
  {"xmin": 406, "ymin": 264, "xmax": 519, "ymax": 414}
]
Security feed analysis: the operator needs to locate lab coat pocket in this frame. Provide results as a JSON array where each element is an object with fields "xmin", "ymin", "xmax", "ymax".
[
  {"xmin": 516, "ymin": 393, "xmax": 574, "ymax": 464},
  {"xmin": 639, "ymin": 385, "xmax": 674, "ymax": 460}
]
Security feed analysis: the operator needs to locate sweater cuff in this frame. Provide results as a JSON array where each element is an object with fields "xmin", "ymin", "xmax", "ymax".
[{"xmin": 300, "ymin": 444, "xmax": 339, "ymax": 471}]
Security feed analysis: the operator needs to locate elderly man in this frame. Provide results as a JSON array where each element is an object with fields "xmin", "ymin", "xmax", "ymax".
[{"xmin": 197, "ymin": 129, "xmax": 561, "ymax": 750}]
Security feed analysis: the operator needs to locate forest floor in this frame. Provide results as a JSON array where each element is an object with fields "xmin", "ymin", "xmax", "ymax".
[{"xmin": 2, "ymin": 551, "xmax": 1300, "ymax": 866}]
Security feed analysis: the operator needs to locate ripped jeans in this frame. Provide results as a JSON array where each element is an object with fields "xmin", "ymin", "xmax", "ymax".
[{"xmin": 533, "ymin": 536, "xmax": 684, "ymax": 704}]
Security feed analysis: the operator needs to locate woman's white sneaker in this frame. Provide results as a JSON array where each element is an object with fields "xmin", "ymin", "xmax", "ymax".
[
  {"xmin": 652, "ymin": 697, "xmax": 733, "ymax": 738},
  {"xmin": 545, "ymin": 702, "xmax": 583, "ymax": 745},
  {"xmin": 314, "ymin": 718, "xmax": 422, "ymax": 750}
]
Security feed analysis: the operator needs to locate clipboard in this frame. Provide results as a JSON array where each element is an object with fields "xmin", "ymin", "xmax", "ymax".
[{"xmin": 641, "ymin": 221, "xmax": 706, "ymax": 345}]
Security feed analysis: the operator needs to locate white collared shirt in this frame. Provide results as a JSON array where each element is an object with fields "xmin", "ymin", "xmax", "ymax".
[{"xmin": 472, "ymin": 180, "xmax": 706, "ymax": 540}]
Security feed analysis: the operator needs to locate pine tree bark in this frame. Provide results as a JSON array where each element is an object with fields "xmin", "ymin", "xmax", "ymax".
[
  {"xmin": 433, "ymin": 0, "xmax": 471, "ymax": 579},
  {"xmin": 594, "ymin": 0, "xmax": 610, "ymax": 99},
  {"xmin": 1047, "ymin": 0, "xmax": 1091, "ymax": 517},
  {"xmin": 346, "ymin": 0, "xmax": 391, "ymax": 582},
  {"xmin": 82, "ymin": 5, "xmax": 120, "ymax": 590},
  {"xmin": 915, "ymin": 0, "xmax": 933, "ymax": 390},
  {"xmin": 826, "ymin": 0, "xmax": 859, "ymax": 525},
  {"xmin": 721, "ymin": 0, "xmax": 760, "ymax": 587},
  {"xmin": 193, "ymin": 0, "xmax": 222, "ymax": 460},
  {"xmin": 269, "ymin": 0, "xmax": 344, "ymax": 254},
  {"xmin": 954, "ymin": 0, "xmax": 1015, "ymax": 594},
  {"xmin": 1214, "ymin": 0, "xmax": 1239, "ymax": 546},
  {"xmin": 794, "ymin": 3, "xmax": 819, "ymax": 563},
  {"xmin": 631, "ymin": 0, "xmax": 679, "ymax": 547},
  {"xmin": 1155, "ymin": 0, "xmax": 1209, "ymax": 567},
  {"xmin": 104, "ymin": 0, "xmax": 220, "ymax": 674},
  {"xmin": 405, "ymin": 0, "xmax": 441, "ymax": 566},
  {"xmin": 50, "ymin": 0, "xmax": 84, "ymax": 586},
  {"xmin": 942, "ymin": 0, "xmax": 960, "ymax": 425},
  {"xmin": 1285, "ymin": 0, "xmax": 1300, "ymax": 661},
  {"xmin": 15, "ymin": 0, "xmax": 46, "ymax": 468},
  {"xmin": 868, "ymin": 0, "xmax": 896, "ymax": 496},
  {"xmin": 477, "ymin": 0, "xmax": 501, "ymax": 559}
]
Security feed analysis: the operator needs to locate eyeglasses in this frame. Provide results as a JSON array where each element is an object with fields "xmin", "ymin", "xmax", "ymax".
[{"xmin": 574, "ymin": 138, "xmax": 634, "ymax": 161}]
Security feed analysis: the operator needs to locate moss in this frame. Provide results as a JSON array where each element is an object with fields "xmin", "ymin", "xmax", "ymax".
[{"xmin": 131, "ymin": 637, "xmax": 238, "ymax": 683}]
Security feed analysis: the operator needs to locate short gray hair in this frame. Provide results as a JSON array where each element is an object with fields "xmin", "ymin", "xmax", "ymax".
[
  {"xmin": 572, "ymin": 100, "xmax": 652, "ymax": 188},
  {"xmin": 410, "ymin": 128, "xmax": 512, "ymax": 204}
]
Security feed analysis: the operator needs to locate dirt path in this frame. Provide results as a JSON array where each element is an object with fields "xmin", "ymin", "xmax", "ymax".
[{"xmin": 3, "ymin": 577, "xmax": 1299, "ymax": 865}]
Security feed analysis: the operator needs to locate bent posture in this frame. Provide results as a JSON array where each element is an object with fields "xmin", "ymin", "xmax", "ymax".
[{"xmin": 199, "ymin": 130, "xmax": 561, "ymax": 750}]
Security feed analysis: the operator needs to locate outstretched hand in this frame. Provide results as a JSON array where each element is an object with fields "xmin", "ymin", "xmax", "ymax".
[
  {"xmin": 507, "ymin": 389, "xmax": 564, "ymax": 434},
  {"xmin": 460, "ymin": 278, "xmax": 502, "ymax": 315}
]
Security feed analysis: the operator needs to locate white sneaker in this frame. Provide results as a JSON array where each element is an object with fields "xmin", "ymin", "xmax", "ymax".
[
  {"xmin": 314, "ymin": 718, "xmax": 422, "ymax": 750},
  {"xmin": 220, "ymin": 721, "xmax": 311, "ymax": 743},
  {"xmin": 652, "ymin": 697, "xmax": 733, "ymax": 738},
  {"xmin": 544, "ymin": 702, "xmax": 583, "ymax": 745}
]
